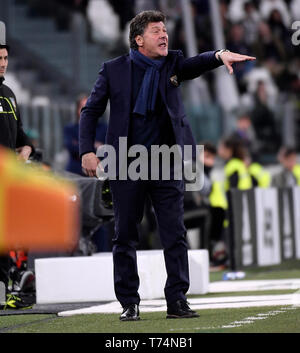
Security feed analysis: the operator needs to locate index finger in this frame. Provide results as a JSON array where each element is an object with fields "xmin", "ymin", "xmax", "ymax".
[{"xmin": 238, "ymin": 54, "xmax": 256, "ymax": 61}]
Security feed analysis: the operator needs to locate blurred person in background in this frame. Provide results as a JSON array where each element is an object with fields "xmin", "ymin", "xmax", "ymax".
[
  {"xmin": 63, "ymin": 93, "xmax": 109, "ymax": 252},
  {"xmin": 202, "ymin": 142, "xmax": 228, "ymax": 268},
  {"xmin": 254, "ymin": 20, "xmax": 285, "ymax": 60},
  {"xmin": 242, "ymin": 1, "xmax": 261, "ymax": 46},
  {"xmin": 0, "ymin": 45, "xmax": 34, "ymax": 160},
  {"xmin": 226, "ymin": 23, "xmax": 255, "ymax": 85},
  {"xmin": 63, "ymin": 93, "xmax": 107, "ymax": 176},
  {"xmin": 0, "ymin": 42, "xmax": 35, "ymax": 300},
  {"xmin": 216, "ymin": 137, "xmax": 253, "ymax": 271},
  {"xmin": 250, "ymin": 80, "xmax": 280, "ymax": 153},
  {"xmin": 272, "ymin": 146, "xmax": 300, "ymax": 187},
  {"xmin": 79, "ymin": 10, "xmax": 255, "ymax": 321},
  {"xmin": 218, "ymin": 137, "xmax": 252, "ymax": 192},
  {"xmin": 267, "ymin": 8, "xmax": 291, "ymax": 51},
  {"xmin": 245, "ymin": 154, "xmax": 271, "ymax": 188},
  {"xmin": 259, "ymin": 0, "xmax": 291, "ymax": 29},
  {"xmin": 252, "ymin": 20, "xmax": 286, "ymax": 77},
  {"xmin": 230, "ymin": 109, "xmax": 259, "ymax": 160}
]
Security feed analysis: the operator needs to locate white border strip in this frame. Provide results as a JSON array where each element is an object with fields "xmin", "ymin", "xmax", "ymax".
[
  {"xmin": 58, "ymin": 293, "xmax": 300, "ymax": 317},
  {"xmin": 209, "ymin": 279, "xmax": 300, "ymax": 293}
]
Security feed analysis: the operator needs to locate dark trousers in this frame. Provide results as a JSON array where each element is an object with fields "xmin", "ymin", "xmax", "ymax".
[
  {"xmin": 109, "ymin": 178, "xmax": 189, "ymax": 307},
  {"xmin": 0, "ymin": 254, "xmax": 11, "ymax": 290}
]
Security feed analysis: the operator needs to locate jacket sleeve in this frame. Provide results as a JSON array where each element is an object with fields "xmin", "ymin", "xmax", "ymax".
[
  {"xmin": 176, "ymin": 50, "xmax": 223, "ymax": 82},
  {"xmin": 79, "ymin": 64, "xmax": 109, "ymax": 157},
  {"xmin": 14, "ymin": 96, "xmax": 35, "ymax": 153}
]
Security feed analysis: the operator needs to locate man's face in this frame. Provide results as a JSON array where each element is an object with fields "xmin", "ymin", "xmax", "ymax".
[
  {"xmin": 0, "ymin": 48, "xmax": 8, "ymax": 78},
  {"xmin": 135, "ymin": 21, "xmax": 168, "ymax": 59},
  {"xmin": 203, "ymin": 151, "xmax": 215, "ymax": 167},
  {"xmin": 218, "ymin": 143, "xmax": 232, "ymax": 160},
  {"xmin": 282, "ymin": 154, "xmax": 297, "ymax": 171},
  {"xmin": 237, "ymin": 116, "xmax": 251, "ymax": 131}
]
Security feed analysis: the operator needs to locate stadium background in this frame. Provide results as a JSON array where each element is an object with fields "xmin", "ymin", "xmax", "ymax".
[{"xmin": 1, "ymin": 0, "xmax": 299, "ymax": 164}]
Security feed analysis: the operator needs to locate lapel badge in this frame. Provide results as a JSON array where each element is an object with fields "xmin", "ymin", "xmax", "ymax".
[{"xmin": 170, "ymin": 75, "xmax": 179, "ymax": 87}]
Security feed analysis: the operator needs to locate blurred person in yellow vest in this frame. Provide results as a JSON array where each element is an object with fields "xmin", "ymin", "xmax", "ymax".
[
  {"xmin": 215, "ymin": 137, "xmax": 252, "ymax": 270},
  {"xmin": 202, "ymin": 141, "xmax": 228, "ymax": 210},
  {"xmin": 245, "ymin": 155, "xmax": 271, "ymax": 188},
  {"xmin": 272, "ymin": 146, "xmax": 300, "ymax": 187},
  {"xmin": 218, "ymin": 137, "xmax": 253, "ymax": 191},
  {"xmin": 202, "ymin": 142, "xmax": 228, "ymax": 267}
]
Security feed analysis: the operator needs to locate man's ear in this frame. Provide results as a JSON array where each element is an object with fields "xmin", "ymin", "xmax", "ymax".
[{"xmin": 135, "ymin": 35, "xmax": 144, "ymax": 47}]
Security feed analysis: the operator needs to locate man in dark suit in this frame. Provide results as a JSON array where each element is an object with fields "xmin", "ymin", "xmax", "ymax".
[{"xmin": 79, "ymin": 10, "xmax": 255, "ymax": 321}]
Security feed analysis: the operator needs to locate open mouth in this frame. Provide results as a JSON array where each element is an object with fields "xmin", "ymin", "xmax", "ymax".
[{"xmin": 159, "ymin": 43, "xmax": 167, "ymax": 48}]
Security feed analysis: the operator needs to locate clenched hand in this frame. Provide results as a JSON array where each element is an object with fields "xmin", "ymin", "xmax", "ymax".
[{"xmin": 82, "ymin": 152, "xmax": 102, "ymax": 177}]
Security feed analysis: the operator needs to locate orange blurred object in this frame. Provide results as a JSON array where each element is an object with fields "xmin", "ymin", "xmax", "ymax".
[{"xmin": 0, "ymin": 146, "xmax": 80, "ymax": 253}]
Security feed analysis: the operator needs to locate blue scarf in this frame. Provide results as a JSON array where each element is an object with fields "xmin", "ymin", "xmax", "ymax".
[{"xmin": 129, "ymin": 49, "xmax": 166, "ymax": 117}]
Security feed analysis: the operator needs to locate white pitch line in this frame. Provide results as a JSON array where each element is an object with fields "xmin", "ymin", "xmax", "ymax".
[
  {"xmin": 58, "ymin": 293, "xmax": 299, "ymax": 317},
  {"xmin": 209, "ymin": 279, "xmax": 300, "ymax": 293},
  {"xmin": 212, "ymin": 307, "xmax": 292, "ymax": 329},
  {"xmin": 244, "ymin": 316, "xmax": 267, "ymax": 320},
  {"xmin": 170, "ymin": 306, "xmax": 295, "ymax": 331}
]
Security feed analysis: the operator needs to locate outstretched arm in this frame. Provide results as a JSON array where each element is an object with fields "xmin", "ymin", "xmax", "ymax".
[
  {"xmin": 176, "ymin": 50, "xmax": 256, "ymax": 81},
  {"xmin": 177, "ymin": 50, "xmax": 222, "ymax": 81}
]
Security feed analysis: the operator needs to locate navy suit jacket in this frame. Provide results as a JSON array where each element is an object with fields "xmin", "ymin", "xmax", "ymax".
[{"xmin": 79, "ymin": 50, "xmax": 222, "ymax": 163}]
